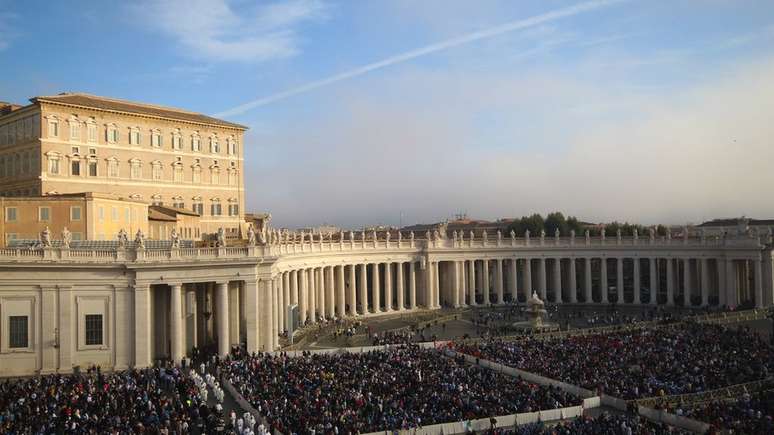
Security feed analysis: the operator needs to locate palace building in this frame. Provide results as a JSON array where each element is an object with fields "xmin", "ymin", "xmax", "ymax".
[
  {"xmin": 0, "ymin": 93, "xmax": 772, "ymax": 377},
  {"xmin": 0, "ymin": 93, "xmax": 246, "ymax": 238}
]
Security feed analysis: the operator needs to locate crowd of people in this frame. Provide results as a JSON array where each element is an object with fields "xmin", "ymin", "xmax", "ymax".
[
  {"xmin": 0, "ymin": 366, "xmax": 230, "ymax": 434},
  {"xmin": 676, "ymin": 389, "xmax": 774, "ymax": 434},
  {"xmin": 219, "ymin": 345, "xmax": 581, "ymax": 434},
  {"xmin": 455, "ymin": 322, "xmax": 774, "ymax": 399},
  {"xmin": 508, "ymin": 412, "xmax": 691, "ymax": 434}
]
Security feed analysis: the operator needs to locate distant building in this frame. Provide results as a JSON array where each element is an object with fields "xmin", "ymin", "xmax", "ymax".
[{"xmin": 696, "ymin": 217, "xmax": 774, "ymax": 236}]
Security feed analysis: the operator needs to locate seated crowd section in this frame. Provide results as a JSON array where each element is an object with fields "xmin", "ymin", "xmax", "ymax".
[
  {"xmin": 0, "ymin": 366, "xmax": 227, "ymax": 434},
  {"xmin": 219, "ymin": 345, "xmax": 582, "ymax": 434},
  {"xmin": 454, "ymin": 322, "xmax": 774, "ymax": 400},
  {"xmin": 509, "ymin": 412, "xmax": 691, "ymax": 434},
  {"xmin": 679, "ymin": 389, "xmax": 774, "ymax": 434}
]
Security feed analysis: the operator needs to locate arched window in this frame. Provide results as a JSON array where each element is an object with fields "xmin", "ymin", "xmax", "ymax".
[
  {"xmin": 172, "ymin": 128, "xmax": 182, "ymax": 150},
  {"xmin": 150, "ymin": 129, "xmax": 162, "ymax": 148},
  {"xmin": 129, "ymin": 127, "xmax": 141, "ymax": 145},
  {"xmin": 191, "ymin": 132, "xmax": 201, "ymax": 152},
  {"xmin": 227, "ymin": 136, "xmax": 238, "ymax": 155},
  {"xmin": 86, "ymin": 118, "xmax": 97, "ymax": 142},
  {"xmin": 68, "ymin": 116, "xmax": 80, "ymax": 141},
  {"xmin": 151, "ymin": 194, "xmax": 163, "ymax": 206},
  {"xmin": 105, "ymin": 123, "xmax": 119, "ymax": 144},
  {"xmin": 106, "ymin": 157, "xmax": 120, "ymax": 178},
  {"xmin": 129, "ymin": 158, "xmax": 142, "ymax": 179},
  {"xmin": 210, "ymin": 163, "xmax": 220, "ymax": 185},
  {"xmin": 151, "ymin": 160, "xmax": 163, "ymax": 180},
  {"xmin": 209, "ymin": 134, "xmax": 219, "ymax": 154},
  {"xmin": 172, "ymin": 158, "xmax": 184, "ymax": 182}
]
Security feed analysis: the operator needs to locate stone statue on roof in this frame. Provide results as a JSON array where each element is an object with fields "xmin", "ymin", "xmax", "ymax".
[
  {"xmin": 216, "ymin": 227, "xmax": 226, "ymax": 247},
  {"xmin": 40, "ymin": 226, "xmax": 52, "ymax": 248},
  {"xmin": 247, "ymin": 224, "xmax": 257, "ymax": 246},
  {"xmin": 135, "ymin": 229, "xmax": 145, "ymax": 249},
  {"xmin": 170, "ymin": 228, "xmax": 180, "ymax": 248},
  {"xmin": 117, "ymin": 228, "xmax": 128, "ymax": 248},
  {"xmin": 61, "ymin": 227, "xmax": 72, "ymax": 248}
]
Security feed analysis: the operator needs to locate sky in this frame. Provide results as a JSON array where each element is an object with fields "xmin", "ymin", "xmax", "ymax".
[{"xmin": 2, "ymin": 0, "xmax": 774, "ymax": 228}]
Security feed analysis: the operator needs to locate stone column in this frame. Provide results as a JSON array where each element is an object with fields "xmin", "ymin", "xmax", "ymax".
[
  {"xmin": 308, "ymin": 268, "xmax": 317, "ymax": 322},
  {"xmin": 600, "ymin": 259, "xmax": 608, "ymax": 303},
  {"xmin": 244, "ymin": 280, "xmax": 259, "ymax": 353},
  {"xmin": 397, "ymin": 263, "xmax": 405, "ymax": 310},
  {"xmin": 538, "ymin": 258, "xmax": 547, "ymax": 300},
  {"xmin": 616, "ymin": 258, "xmax": 624, "ymax": 303},
  {"xmin": 553, "ymin": 259, "xmax": 562, "ymax": 303},
  {"xmin": 754, "ymin": 259, "xmax": 763, "ymax": 308},
  {"xmin": 453, "ymin": 261, "xmax": 461, "ymax": 307},
  {"xmin": 666, "ymin": 259, "xmax": 675, "ymax": 306},
  {"xmin": 276, "ymin": 277, "xmax": 284, "ymax": 333},
  {"xmin": 384, "ymin": 263, "xmax": 393, "ymax": 312},
  {"xmin": 510, "ymin": 259, "xmax": 519, "ymax": 302},
  {"xmin": 326, "ymin": 266, "xmax": 335, "ymax": 318},
  {"xmin": 337, "ymin": 265, "xmax": 346, "ymax": 318},
  {"xmin": 584, "ymin": 258, "xmax": 592, "ymax": 303},
  {"xmin": 650, "ymin": 258, "xmax": 658, "ymax": 305},
  {"xmin": 260, "ymin": 279, "xmax": 274, "ymax": 351},
  {"xmin": 291, "ymin": 270, "xmax": 298, "ymax": 305},
  {"xmin": 569, "ymin": 259, "xmax": 577, "ymax": 303},
  {"xmin": 348, "ymin": 265, "xmax": 357, "ymax": 316},
  {"xmin": 468, "ymin": 260, "xmax": 477, "ymax": 306},
  {"xmin": 299, "ymin": 269, "xmax": 307, "ymax": 323},
  {"xmin": 496, "ymin": 259, "xmax": 504, "ymax": 304},
  {"xmin": 425, "ymin": 262, "xmax": 434, "ymax": 308},
  {"xmin": 359, "ymin": 264, "xmax": 368, "ymax": 314},
  {"xmin": 683, "ymin": 258, "xmax": 692, "ymax": 305},
  {"xmin": 700, "ymin": 258, "xmax": 710, "ymax": 307},
  {"xmin": 725, "ymin": 259, "xmax": 737, "ymax": 307},
  {"xmin": 409, "ymin": 262, "xmax": 417, "ymax": 309},
  {"xmin": 483, "ymin": 260, "xmax": 491, "ymax": 305},
  {"xmin": 372, "ymin": 263, "xmax": 381, "ymax": 313},
  {"xmin": 216, "ymin": 282, "xmax": 229, "ymax": 356},
  {"xmin": 281, "ymin": 273, "xmax": 289, "ymax": 331},
  {"xmin": 433, "ymin": 261, "xmax": 440, "ymax": 308},
  {"xmin": 633, "ymin": 258, "xmax": 641, "ymax": 304},
  {"xmin": 317, "ymin": 267, "xmax": 325, "ymax": 320},
  {"xmin": 170, "ymin": 283, "xmax": 183, "ymax": 364},
  {"xmin": 525, "ymin": 259, "xmax": 533, "ymax": 298},
  {"xmin": 133, "ymin": 284, "xmax": 151, "ymax": 368},
  {"xmin": 273, "ymin": 278, "xmax": 280, "ymax": 350}
]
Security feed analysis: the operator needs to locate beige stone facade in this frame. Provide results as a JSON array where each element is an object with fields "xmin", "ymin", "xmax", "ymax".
[
  {"xmin": 0, "ymin": 93, "xmax": 247, "ymax": 237},
  {"xmin": 0, "ymin": 193, "xmax": 148, "ymax": 246}
]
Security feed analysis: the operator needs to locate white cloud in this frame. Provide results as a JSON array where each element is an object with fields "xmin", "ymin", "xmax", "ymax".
[
  {"xmin": 245, "ymin": 56, "xmax": 774, "ymax": 229},
  {"xmin": 133, "ymin": 0, "xmax": 326, "ymax": 62}
]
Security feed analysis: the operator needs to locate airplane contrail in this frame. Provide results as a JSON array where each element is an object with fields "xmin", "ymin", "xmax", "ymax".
[{"xmin": 215, "ymin": 0, "xmax": 627, "ymax": 118}]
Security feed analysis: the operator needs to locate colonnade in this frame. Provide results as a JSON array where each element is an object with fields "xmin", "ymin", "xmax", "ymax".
[{"xmin": 140, "ymin": 255, "xmax": 767, "ymax": 362}]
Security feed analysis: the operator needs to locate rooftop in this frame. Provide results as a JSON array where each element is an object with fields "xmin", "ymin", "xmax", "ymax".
[{"xmin": 30, "ymin": 93, "xmax": 247, "ymax": 130}]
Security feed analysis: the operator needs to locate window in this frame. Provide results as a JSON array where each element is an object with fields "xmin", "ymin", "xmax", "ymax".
[
  {"xmin": 192, "ymin": 164, "xmax": 201, "ymax": 183},
  {"xmin": 129, "ymin": 128, "xmax": 141, "ymax": 145},
  {"xmin": 151, "ymin": 195, "xmax": 163, "ymax": 206},
  {"xmin": 5, "ymin": 233, "xmax": 18, "ymax": 241},
  {"xmin": 9, "ymin": 316, "xmax": 28, "ymax": 349},
  {"xmin": 173, "ymin": 200, "xmax": 185, "ymax": 209},
  {"xmin": 0, "ymin": 156, "xmax": 4, "ymax": 178},
  {"xmin": 85, "ymin": 314, "xmax": 103, "ymax": 346},
  {"xmin": 5, "ymin": 207, "xmax": 17, "ymax": 222},
  {"xmin": 89, "ymin": 148, "xmax": 96, "ymax": 156},
  {"xmin": 227, "ymin": 137, "xmax": 238, "ymax": 155},
  {"xmin": 39, "ymin": 206, "xmax": 50, "ymax": 222},
  {"xmin": 98, "ymin": 206, "xmax": 104, "ymax": 221},
  {"xmin": 71, "ymin": 232, "xmax": 83, "ymax": 241},
  {"xmin": 192, "ymin": 201, "xmax": 203, "ymax": 215},
  {"xmin": 152, "ymin": 162, "xmax": 163, "ymax": 180},
  {"xmin": 106, "ymin": 124, "xmax": 119, "ymax": 143},
  {"xmin": 48, "ymin": 118, "xmax": 59, "ymax": 138},
  {"xmin": 70, "ymin": 206, "xmax": 81, "ymax": 221},
  {"xmin": 191, "ymin": 133, "xmax": 201, "ymax": 152},
  {"xmin": 71, "ymin": 160, "xmax": 81, "ymax": 176},
  {"xmin": 151, "ymin": 129, "xmax": 162, "ymax": 147},
  {"xmin": 68, "ymin": 118, "xmax": 80, "ymax": 141},
  {"xmin": 48, "ymin": 154, "xmax": 60, "ymax": 175},
  {"xmin": 172, "ymin": 129, "xmax": 182, "ymax": 150},
  {"xmin": 110, "ymin": 207, "xmax": 118, "ymax": 221},
  {"xmin": 88, "ymin": 161, "xmax": 98, "ymax": 177},
  {"xmin": 87, "ymin": 120, "xmax": 97, "ymax": 142},
  {"xmin": 130, "ymin": 159, "xmax": 142, "ymax": 179},
  {"xmin": 210, "ymin": 135, "xmax": 219, "ymax": 153},
  {"xmin": 228, "ymin": 203, "xmax": 239, "ymax": 216},
  {"xmin": 210, "ymin": 202, "xmax": 222, "ymax": 216},
  {"xmin": 211, "ymin": 168, "xmax": 219, "ymax": 185},
  {"xmin": 228, "ymin": 168, "xmax": 237, "ymax": 186},
  {"xmin": 173, "ymin": 164, "xmax": 183, "ymax": 182},
  {"xmin": 71, "ymin": 146, "xmax": 80, "ymax": 155},
  {"xmin": 107, "ymin": 158, "xmax": 119, "ymax": 178}
]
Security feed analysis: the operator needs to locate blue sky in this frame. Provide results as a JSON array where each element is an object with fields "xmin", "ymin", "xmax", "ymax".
[{"xmin": 2, "ymin": 0, "xmax": 774, "ymax": 228}]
